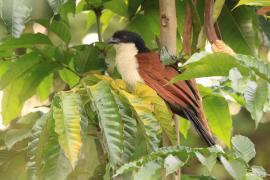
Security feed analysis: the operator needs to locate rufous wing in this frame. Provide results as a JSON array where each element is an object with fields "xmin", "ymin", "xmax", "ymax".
[{"xmin": 136, "ymin": 52, "xmax": 215, "ymax": 146}]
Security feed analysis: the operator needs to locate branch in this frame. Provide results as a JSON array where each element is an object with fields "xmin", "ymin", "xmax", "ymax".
[
  {"xmin": 94, "ymin": 8, "xmax": 102, "ymax": 42},
  {"xmin": 204, "ymin": 0, "xmax": 218, "ymax": 43}
]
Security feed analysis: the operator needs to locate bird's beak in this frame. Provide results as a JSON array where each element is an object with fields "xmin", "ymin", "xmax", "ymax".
[{"xmin": 107, "ymin": 37, "xmax": 121, "ymax": 44}]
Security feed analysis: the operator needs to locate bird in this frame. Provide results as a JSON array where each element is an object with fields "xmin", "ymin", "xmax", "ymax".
[{"xmin": 107, "ymin": 30, "xmax": 216, "ymax": 146}]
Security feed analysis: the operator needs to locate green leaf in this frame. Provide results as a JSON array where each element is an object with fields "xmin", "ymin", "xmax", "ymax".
[
  {"xmin": 0, "ymin": 33, "xmax": 52, "ymax": 49},
  {"xmin": 133, "ymin": 161, "xmax": 161, "ymax": 180},
  {"xmin": 195, "ymin": 152, "xmax": 217, "ymax": 172},
  {"xmin": 0, "ymin": 0, "xmax": 31, "ymax": 37},
  {"xmin": 104, "ymin": 0, "xmax": 128, "ymax": 17},
  {"xmin": 235, "ymin": 0, "xmax": 270, "ymax": 7},
  {"xmin": 52, "ymin": 92, "xmax": 84, "ymax": 168},
  {"xmin": 0, "ymin": 52, "xmax": 42, "ymax": 90},
  {"xmin": 113, "ymin": 94, "xmax": 137, "ymax": 163},
  {"xmin": 202, "ymin": 96, "xmax": 232, "ymax": 147},
  {"xmin": 5, "ymin": 129, "xmax": 31, "ymax": 150},
  {"xmin": 164, "ymin": 155, "xmax": 183, "ymax": 176},
  {"xmin": 179, "ymin": 117, "xmax": 191, "ymax": 139},
  {"xmin": 35, "ymin": 19, "xmax": 71, "ymax": 44},
  {"xmin": 28, "ymin": 113, "xmax": 50, "ymax": 179},
  {"xmin": 43, "ymin": 114, "xmax": 72, "ymax": 180},
  {"xmin": 231, "ymin": 135, "xmax": 256, "ymax": 163},
  {"xmin": 58, "ymin": 68, "xmax": 80, "ymax": 87},
  {"xmin": 244, "ymin": 81, "xmax": 268, "ymax": 126},
  {"xmin": 251, "ymin": 165, "xmax": 268, "ymax": 177},
  {"xmin": 171, "ymin": 53, "xmax": 248, "ymax": 82},
  {"xmin": 88, "ymin": 81, "xmax": 124, "ymax": 168},
  {"xmin": 218, "ymin": 5, "xmax": 259, "ymax": 55},
  {"xmin": 74, "ymin": 45, "xmax": 106, "ymax": 73},
  {"xmin": 36, "ymin": 73, "xmax": 53, "ymax": 101},
  {"xmin": 246, "ymin": 173, "xmax": 263, "ymax": 180},
  {"xmin": 220, "ymin": 156, "xmax": 247, "ymax": 180},
  {"xmin": 47, "ymin": 0, "xmax": 68, "ymax": 14}
]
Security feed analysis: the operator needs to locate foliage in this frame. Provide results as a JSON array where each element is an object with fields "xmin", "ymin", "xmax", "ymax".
[{"xmin": 0, "ymin": 0, "xmax": 269, "ymax": 179}]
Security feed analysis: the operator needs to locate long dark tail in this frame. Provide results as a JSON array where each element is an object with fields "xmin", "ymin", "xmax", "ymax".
[{"xmin": 183, "ymin": 109, "xmax": 216, "ymax": 146}]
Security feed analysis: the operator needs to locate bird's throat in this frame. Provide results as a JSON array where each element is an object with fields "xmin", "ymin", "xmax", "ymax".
[{"xmin": 114, "ymin": 43, "xmax": 144, "ymax": 88}]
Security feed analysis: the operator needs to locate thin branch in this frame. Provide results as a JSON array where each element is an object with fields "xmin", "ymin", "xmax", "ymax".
[
  {"xmin": 204, "ymin": 0, "xmax": 218, "ymax": 43},
  {"xmin": 183, "ymin": 2, "xmax": 192, "ymax": 56},
  {"xmin": 94, "ymin": 8, "xmax": 102, "ymax": 42}
]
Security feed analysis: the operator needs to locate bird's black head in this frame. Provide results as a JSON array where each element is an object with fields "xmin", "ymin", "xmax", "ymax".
[{"xmin": 108, "ymin": 30, "xmax": 150, "ymax": 53}]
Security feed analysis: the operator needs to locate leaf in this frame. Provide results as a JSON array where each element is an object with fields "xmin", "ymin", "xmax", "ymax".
[
  {"xmin": 36, "ymin": 73, "xmax": 53, "ymax": 101},
  {"xmin": 52, "ymin": 92, "xmax": 84, "ymax": 168},
  {"xmin": 113, "ymin": 94, "xmax": 137, "ymax": 163},
  {"xmin": 104, "ymin": 0, "xmax": 128, "ymax": 17},
  {"xmin": 74, "ymin": 45, "xmax": 106, "ymax": 73},
  {"xmin": 202, "ymin": 96, "xmax": 232, "ymax": 147},
  {"xmin": 43, "ymin": 114, "xmax": 72, "ymax": 180},
  {"xmin": 5, "ymin": 129, "xmax": 31, "ymax": 150},
  {"xmin": 220, "ymin": 156, "xmax": 247, "ymax": 180},
  {"xmin": 133, "ymin": 161, "xmax": 161, "ymax": 180},
  {"xmin": 251, "ymin": 165, "xmax": 268, "ymax": 177},
  {"xmin": 179, "ymin": 117, "xmax": 191, "ymax": 139},
  {"xmin": 120, "ymin": 86, "xmax": 161, "ymax": 151},
  {"xmin": 244, "ymin": 81, "xmax": 268, "ymax": 126},
  {"xmin": 235, "ymin": 0, "xmax": 270, "ymax": 7},
  {"xmin": 231, "ymin": 135, "xmax": 256, "ymax": 163},
  {"xmin": 28, "ymin": 113, "xmax": 50, "ymax": 179},
  {"xmin": 218, "ymin": 5, "xmax": 259, "ymax": 55},
  {"xmin": 164, "ymin": 155, "xmax": 183, "ymax": 176},
  {"xmin": 47, "ymin": 0, "xmax": 68, "ymax": 14},
  {"xmin": 88, "ymin": 81, "xmax": 124, "ymax": 168},
  {"xmin": 0, "ymin": 52, "xmax": 42, "ymax": 90},
  {"xmin": 133, "ymin": 83, "xmax": 176, "ymax": 145},
  {"xmin": 195, "ymin": 152, "xmax": 217, "ymax": 172},
  {"xmin": 0, "ymin": 33, "xmax": 52, "ymax": 49},
  {"xmin": 58, "ymin": 68, "xmax": 80, "ymax": 87},
  {"xmin": 35, "ymin": 19, "xmax": 71, "ymax": 44},
  {"xmin": 245, "ymin": 173, "xmax": 263, "ymax": 180},
  {"xmin": 0, "ymin": 0, "xmax": 31, "ymax": 37},
  {"xmin": 170, "ymin": 53, "xmax": 248, "ymax": 83}
]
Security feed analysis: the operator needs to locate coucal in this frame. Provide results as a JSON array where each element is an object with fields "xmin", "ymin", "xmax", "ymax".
[{"xmin": 108, "ymin": 30, "xmax": 215, "ymax": 146}]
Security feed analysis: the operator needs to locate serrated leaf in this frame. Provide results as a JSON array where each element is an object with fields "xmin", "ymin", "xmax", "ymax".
[
  {"xmin": 36, "ymin": 73, "xmax": 53, "ymax": 101},
  {"xmin": 43, "ymin": 115, "xmax": 72, "ymax": 180},
  {"xmin": 203, "ymin": 96, "xmax": 232, "ymax": 147},
  {"xmin": 244, "ymin": 81, "xmax": 268, "ymax": 126},
  {"xmin": 48, "ymin": 0, "xmax": 68, "ymax": 14},
  {"xmin": 251, "ymin": 165, "xmax": 268, "ymax": 177},
  {"xmin": 235, "ymin": 0, "xmax": 270, "ymax": 7},
  {"xmin": 113, "ymin": 94, "xmax": 137, "ymax": 163},
  {"xmin": 88, "ymin": 81, "xmax": 124, "ymax": 168},
  {"xmin": 120, "ymin": 87, "xmax": 160, "ymax": 151},
  {"xmin": 231, "ymin": 135, "xmax": 256, "ymax": 163},
  {"xmin": 134, "ymin": 83, "xmax": 176, "ymax": 145},
  {"xmin": 27, "ymin": 113, "xmax": 50, "ymax": 179},
  {"xmin": 246, "ymin": 173, "xmax": 263, "ymax": 180},
  {"xmin": 220, "ymin": 156, "xmax": 247, "ymax": 180},
  {"xmin": 35, "ymin": 19, "xmax": 71, "ymax": 44},
  {"xmin": 164, "ymin": 155, "xmax": 183, "ymax": 176},
  {"xmin": 0, "ymin": 33, "xmax": 52, "ymax": 49},
  {"xmin": 0, "ymin": 0, "xmax": 31, "ymax": 37},
  {"xmin": 52, "ymin": 92, "xmax": 84, "ymax": 168}
]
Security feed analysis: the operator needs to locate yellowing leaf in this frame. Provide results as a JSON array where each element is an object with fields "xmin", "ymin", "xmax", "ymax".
[{"xmin": 52, "ymin": 92, "xmax": 83, "ymax": 168}]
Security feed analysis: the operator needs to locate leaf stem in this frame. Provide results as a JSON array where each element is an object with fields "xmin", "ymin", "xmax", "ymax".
[{"xmin": 94, "ymin": 8, "xmax": 102, "ymax": 42}]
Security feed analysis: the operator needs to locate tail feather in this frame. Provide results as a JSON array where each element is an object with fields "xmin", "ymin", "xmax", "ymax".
[{"xmin": 183, "ymin": 109, "xmax": 216, "ymax": 146}]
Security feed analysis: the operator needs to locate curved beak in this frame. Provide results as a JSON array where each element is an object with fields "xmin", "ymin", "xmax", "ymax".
[{"xmin": 107, "ymin": 37, "xmax": 121, "ymax": 44}]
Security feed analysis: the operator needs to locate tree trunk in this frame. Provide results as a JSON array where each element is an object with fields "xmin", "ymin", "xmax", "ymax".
[{"xmin": 159, "ymin": 0, "xmax": 180, "ymax": 179}]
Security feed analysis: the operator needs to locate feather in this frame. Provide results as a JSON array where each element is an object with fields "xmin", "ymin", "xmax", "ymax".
[{"xmin": 136, "ymin": 52, "xmax": 215, "ymax": 146}]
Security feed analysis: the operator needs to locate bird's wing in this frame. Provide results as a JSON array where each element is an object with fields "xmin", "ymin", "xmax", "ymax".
[{"xmin": 136, "ymin": 53, "xmax": 215, "ymax": 146}]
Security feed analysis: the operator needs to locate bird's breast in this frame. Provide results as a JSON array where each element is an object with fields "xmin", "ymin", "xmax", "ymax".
[{"xmin": 115, "ymin": 46, "xmax": 144, "ymax": 88}]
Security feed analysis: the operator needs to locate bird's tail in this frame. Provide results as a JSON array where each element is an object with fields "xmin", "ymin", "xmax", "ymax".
[{"xmin": 183, "ymin": 109, "xmax": 216, "ymax": 146}]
